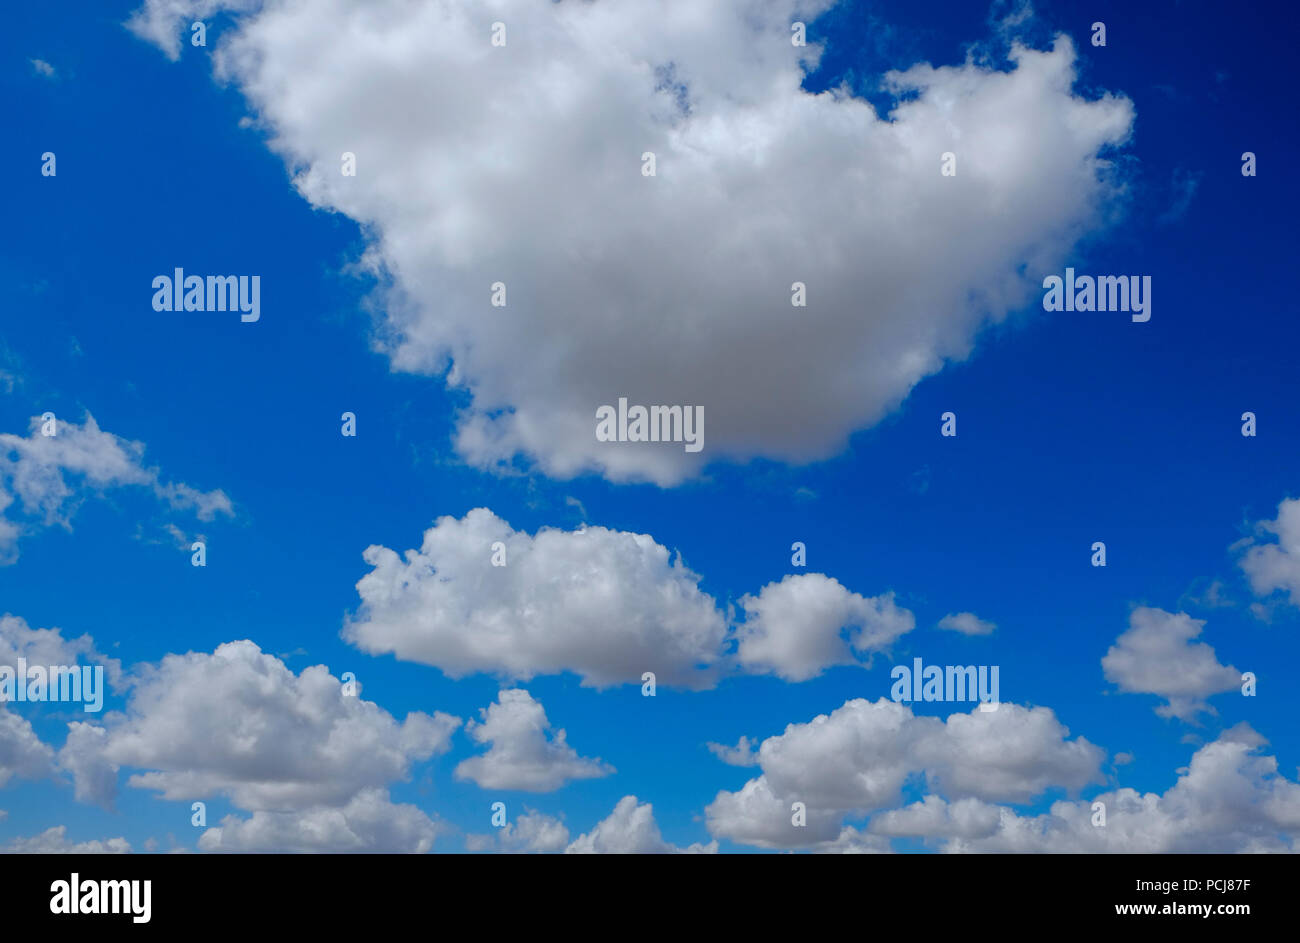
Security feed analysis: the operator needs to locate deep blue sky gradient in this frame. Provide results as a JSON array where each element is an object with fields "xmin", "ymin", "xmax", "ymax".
[{"xmin": 1, "ymin": 0, "xmax": 1296, "ymax": 851}]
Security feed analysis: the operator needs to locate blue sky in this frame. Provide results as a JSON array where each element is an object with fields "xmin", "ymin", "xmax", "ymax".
[{"xmin": 1, "ymin": 0, "xmax": 1297, "ymax": 853}]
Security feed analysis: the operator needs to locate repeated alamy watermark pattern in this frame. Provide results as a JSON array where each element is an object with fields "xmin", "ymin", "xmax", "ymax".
[
  {"xmin": 1042, "ymin": 268, "xmax": 1151, "ymax": 322},
  {"xmin": 596, "ymin": 397, "xmax": 704, "ymax": 452},
  {"xmin": 891, "ymin": 657, "xmax": 999, "ymax": 711},
  {"xmin": 0, "ymin": 660, "xmax": 104, "ymax": 712},
  {"xmin": 151, "ymin": 269, "xmax": 260, "ymax": 322},
  {"xmin": 50, "ymin": 874, "xmax": 151, "ymax": 924}
]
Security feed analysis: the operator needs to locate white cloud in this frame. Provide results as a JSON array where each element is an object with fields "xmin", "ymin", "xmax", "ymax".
[
  {"xmin": 128, "ymin": 0, "xmax": 1133, "ymax": 485},
  {"xmin": 198, "ymin": 788, "xmax": 439, "ymax": 853},
  {"xmin": 345, "ymin": 508, "xmax": 728, "ymax": 688},
  {"xmin": 914, "ymin": 704, "xmax": 1104, "ymax": 801},
  {"xmin": 809, "ymin": 826, "xmax": 896, "ymax": 854},
  {"xmin": 0, "ymin": 620, "xmax": 82, "ymax": 793},
  {"xmin": 734, "ymin": 575, "xmax": 914, "ymax": 681},
  {"xmin": 871, "ymin": 794, "xmax": 1004, "ymax": 841},
  {"xmin": 0, "ymin": 414, "xmax": 232, "ymax": 562},
  {"xmin": 937, "ymin": 612, "xmax": 996, "ymax": 636},
  {"xmin": 454, "ymin": 689, "xmax": 613, "ymax": 792},
  {"xmin": 29, "ymin": 59, "xmax": 56, "ymax": 78},
  {"xmin": 127, "ymin": 0, "xmax": 261, "ymax": 60},
  {"xmin": 57, "ymin": 640, "xmax": 460, "ymax": 811},
  {"xmin": 0, "ymin": 613, "xmax": 124, "ymax": 690},
  {"xmin": 706, "ymin": 775, "xmax": 843, "ymax": 847},
  {"xmin": 566, "ymin": 796, "xmax": 717, "ymax": 854},
  {"xmin": 467, "ymin": 799, "xmax": 713, "ymax": 854},
  {"xmin": 706, "ymin": 697, "xmax": 1104, "ymax": 849},
  {"xmin": 467, "ymin": 808, "xmax": 573, "ymax": 854},
  {"xmin": 704, "ymin": 708, "xmax": 1300, "ymax": 853},
  {"xmin": 1239, "ymin": 496, "xmax": 1300, "ymax": 608},
  {"xmin": 345, "ymin": 509, "xmax": 913, "ymax": 688},
  {"xmin": 1101, "ymin": 607, "xmax": 1240, "ymax": 720},
  {"xmin": 3, "ymin": 825, "xmax": 130, "ymax": 854},
  {"xmin": 58, "ymin": 723, "xmax": 117, "ymax": 806},
  {"xmin": 879, "ymin": 725, "xmax": 1300, "ymax": 852},
  {"xmin": 502, "ymin": 810, "xmax": 572, "ymax": 853},
  {"xmin": 706, "ymin": 735, "xmax": 760, "ymax": 767},
  {"xmin": 0, "ymin": 706, "xmax": 54, "ymax": 788}
]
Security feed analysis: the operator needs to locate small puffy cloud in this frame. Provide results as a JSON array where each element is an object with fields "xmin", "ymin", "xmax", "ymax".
[
  {"xmin": 3, "ymin": 825, "xmax": 130, "ymax": 854},
  {"xmin": 471, "ymin": 802, "xmax": 711, "ymax": 855},
  {"xmin": 57, "ymin": 640, "xmax": 460, "ymax": 811},
  {"xmin": 1238, "ymin": 496, "xmax": 1300, "ymax": 608},
  {"xmin": 567, "ymin": 796, "xmax": 717, "ymax": 854},
  {"xmin": 0, "ymin": 414, "xmax": 232, "ymax": 562},
  {"xmin": 913, "ymin": 704, "xmax": 1104, "ymax": 802},
  {"xmin": 29, "ymin": 59, "xmax": 56, "ymax": 78},
  {"xmin": 734, "ymin": 575, "xmax": 914, "ymax": 681},
  {"xmin": 705, "ymin": 776, "xmax": 843, "ymax": 847},
  {"xmin": 127, "ymin": 0, "xmax": 1132, "ymax": 485},
  {"xmin": 937, "ymin": 612, "xmax": 996, "ymax": 636},
  {"xmin": 467, "ymin": 809, "xmax": 572, "ymax": 854},
  {"xmin": 344, "ymin": 508, "xmax": 728, "ymax": 688},
  {"xmin": 454, "ymin": 689, "xmax": 613, "ymax": 792},
  {"xmin": 502, "ymin": 810, "xmax": 572, "ymax": 854},
  {"xmin": 198, "ymin": 789, "xmax": 439, "ymax": 853},
  {"xmin": 706, "ymin": 735, "xmax": 760, "ymax": 767},
  {"xmin": 707, "ymin": 698, "xmax": 1104, "ymax": 849},
  {"xmin": 1101, "ymin": 607, "xmax": 1240, "ymax": 720}
]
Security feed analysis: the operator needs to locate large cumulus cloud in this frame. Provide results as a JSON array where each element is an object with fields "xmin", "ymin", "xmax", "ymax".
[
  {"xmin": 128, "ymin": 0, "xmax": 1133, "ymax": 484},
  {"xmin": 57, "ymin": 641, "xmax": 460, "ymax": 813}
]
